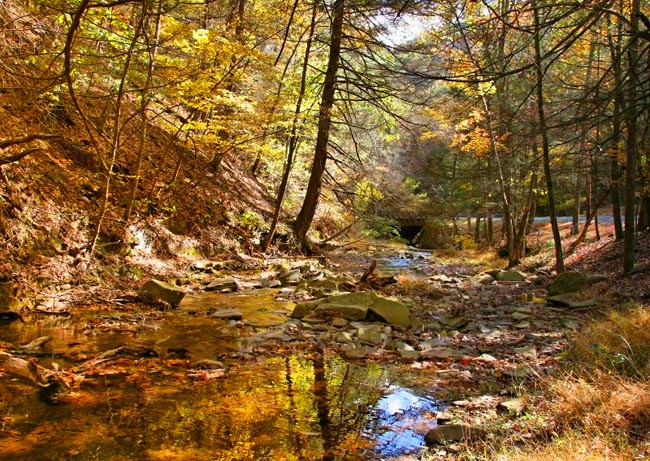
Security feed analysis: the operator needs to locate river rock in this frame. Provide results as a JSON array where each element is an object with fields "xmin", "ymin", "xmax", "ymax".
[
  {"xmin": 396, "ymin": 341, "xmax": 420, "ymax": 360},
  {"xmin": 335, "ymin": 331, "xmax": 353, "ymax": 343},
  {"xmin": 290, "ymin": 292, "xmax": 414, "ymax": 327},
  {"xmin": 279, "ymin": 269, "xmax": 302, "ymax": 285},
  {"xmin": 209, "ymin": 308, "xmax": 242, "ymax": 320},
  {"xmin": 193, "ymin": 359, "xmax": 225, "ymax": 370},
  {"xmin": 511, "ymin": 311, "xmax": 531, "ymax": 321},
  {"xmin": 205, "ymin": 277, "xmax": 239, "ymax": 292},
  {"xmin": 140, "ymin": 279, "xmax": 185, "ymax": 307},
  {"xmin": 424, "ymin": 424, "xmax": 487, "ymax": 445},
  {"xmin": 489, "ymin": 269, "xmax": 527, "ymax": 282},
  {"xmin": 0, "ymin": 281, "xmax": 22, "ymax": 320},
  {"xmin": 291, "ymin": 302, "xmax": 316, "ymax": 319},
  {"xmin": 497, "ymin": 398, "xmax": 527, "ymax": 415},
  {"xmin": 315, "ymin": 303, "xmax": 368, "ymax": 321},
  {"xmin": 354, "ymin": 323, "xmax": 387, "ymax": 346},
  {"xmin": 430, "ymin": 274, "xmax": 459, "ymax": 284},
  {"xmin": 547, "ymin": 271, "xmax": 587, "ymax": 295},
  {"xmin": 477, "ymin": 353, "xmax": 498, "ymax": 362},
  {"xmin": 547, "ymin": 293, "xmax": 597, "ymax": 309},
  {"xmin": 262, "ymin": 279, "xmax": 282, "ymax": 288},
  {"xmin": 514, "ymin": 345, "xmax": 537, "ymax": 358},
  {"xmin": 472, "ymin": 273, "xmax": 495, "ymax": 285},
  {"xmin": 304, "ymin": 279, "xmax": 341, "ymax": 295},
  {"xmin": 420, "ymin": 347, "xmax": 466, "ymax": 360},
  {"xmin": 366, "ymin": 296, "xmax": 413, "ymax": 327},
  {"xmin": 441, "ymin": 315, "xmax": 468, "ymax": 330},
  {"xmin": 331, "ymin": 317, "xmax": 348, "ymax": 328}
]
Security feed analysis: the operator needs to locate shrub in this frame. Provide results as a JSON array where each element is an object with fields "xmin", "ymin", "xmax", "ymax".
[{"xmin": 362, "ymin": 216, "xmax": 404, "ymax": 241}]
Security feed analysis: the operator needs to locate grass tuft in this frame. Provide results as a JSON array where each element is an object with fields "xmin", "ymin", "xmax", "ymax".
[{"xmin": 568, "ymin": 305, "xmax": 650, "ymax": 378}]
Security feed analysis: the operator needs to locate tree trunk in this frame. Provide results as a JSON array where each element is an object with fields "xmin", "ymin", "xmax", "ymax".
[
  {"xmin": 607, "ymin": 11, "xmax": 625, "ymax": 241},
  {"xmin": 513, "ymin": 172, "xmax": 537, "ymax": 262},
  {"xmin": 623, "ymin": 0, "xmax": 640, "ymax": 273},
  {"xmin": 89, "ymin": 5, "xmax": 144, "ymax": 255},
  {"xmin": 124, "ymin": 0, "xmax": 162, "ymax": 226},
  {"xmin": 571, "ymin": 153, "xmax": 582, "ymax": 235},
  {"xmin": 263, "ymin": 0, "xmax": 318, "ymax": 252},
  {"xmin": 533, "ymin": 0, "xmax": 564, "ymax": 272},
  {"xmin": 294, "ymin": 0, "xmax": 344, "ymax": 249}
]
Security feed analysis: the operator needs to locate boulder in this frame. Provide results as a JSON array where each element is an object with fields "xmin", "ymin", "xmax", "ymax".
[
  {"xmin": 424, "ymin": 424, "xmax": 487, "ymax": 445},
  {"xmin": 205, "ymin": 277, "xmax": 239, "ymax": 292},
  {"xmin": 547, "ymin": 271, "xmax": 587, "ymax": 296},
  {"xmin": 279, "ymin": 269, "xmax": 302, "ymax": 286},
  {"xmin": 291, "ymin": 292, "xmax": 414, "ymax": 327},
  {"xmin": 140, "ymin": 279, "xmax": 185, "ymax": 307},
  {"xmin": 499, "ymin": 270, "xmax": 527, "ymax": 282},
  {"xmin": 290, "ymin": 301, "xmax": 317, "ymax": 319},
  {"xmin": 366, "ymin": 296, "xmax": 413, "ymax": 327},
  {"xmin": 0, "ymin": 281, "xmax": 22, "ymax": 320},
  {"xmin": 314, "ymin": 303, "xmax": 368, "ymax": 321}
]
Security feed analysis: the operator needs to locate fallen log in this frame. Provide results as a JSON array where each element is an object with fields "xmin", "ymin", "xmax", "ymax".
[{"xmin": 0, "ymin": 351, "xmax": 73, "ymax": 402}]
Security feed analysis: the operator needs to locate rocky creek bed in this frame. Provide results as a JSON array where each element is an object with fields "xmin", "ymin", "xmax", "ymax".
[{"xmin": 0, "ymin": 244, "xmax": 603, "ymax": 460}]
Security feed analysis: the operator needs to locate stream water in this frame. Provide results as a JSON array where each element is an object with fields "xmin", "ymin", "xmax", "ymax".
[{"xmin": 0, "ymin": 253, "xmax": 439, "ymax": 461}]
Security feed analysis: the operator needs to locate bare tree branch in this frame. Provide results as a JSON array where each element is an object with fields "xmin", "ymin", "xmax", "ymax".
[{"xmin": 0, "ymin": 133, "xmax": 60, "ymax": 150}]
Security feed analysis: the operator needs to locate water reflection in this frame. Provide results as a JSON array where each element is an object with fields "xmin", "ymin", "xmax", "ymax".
[
  {"xmin": 0, "ymin": 345, "xmax": 436, "ymax": 460},
  {"xmin": 366, "ymin": 386, "xmax": 438, "ymax": 458},
  {"xmin": 0, "ymin": 294, "xmax": 437, "ymax": 460}
]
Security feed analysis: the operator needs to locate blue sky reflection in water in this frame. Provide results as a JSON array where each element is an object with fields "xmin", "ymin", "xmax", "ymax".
[{"xmin": 365, "ymin": 386, "xmax": 438, "ymax": 458}]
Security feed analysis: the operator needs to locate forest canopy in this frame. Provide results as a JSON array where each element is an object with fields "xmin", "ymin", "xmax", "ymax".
[{"xmin": 1, "ymin": 0, "xmax": 648, "ymax": 271}]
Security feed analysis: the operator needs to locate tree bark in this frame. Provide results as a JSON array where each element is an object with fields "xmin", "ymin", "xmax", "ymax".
[
  {"xmin": 533, "ymin": 0, "xmax": 564, "ymax": 272},
  {"xmin": 294, "ymin": 0, "xmax": 345, "ymax": 249},
  {"xmin": 607, "ymin": 9, "xmax": 625, "ymax": 241},
  {"xmin": 623, "ymin": 0, "xmax": 640, "ymax": 273}
]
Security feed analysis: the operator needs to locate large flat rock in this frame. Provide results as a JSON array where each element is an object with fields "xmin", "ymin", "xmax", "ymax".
[{"xmin": 291, "ymin": 292, "xmax": 414, "ymax": 327}]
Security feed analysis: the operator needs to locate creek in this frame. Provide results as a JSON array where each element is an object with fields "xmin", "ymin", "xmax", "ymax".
[{"xmin": 0, "ymin": 252, "xmax": 441, "ymax": 461}]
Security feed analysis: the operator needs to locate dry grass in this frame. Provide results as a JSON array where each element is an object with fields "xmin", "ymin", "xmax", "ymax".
[
  {"xmin": 569, "ymin": 305, "xmax": 650, "ymax": 378},
  {"xmin": 486, "ymin": 306, "xmax": 650, "ymax": 460},
  {"xmin": 549, "ymin": 372, "xmax": 650, "ymax": 438},
  {"xmin": 492, "ymin": 434, "xmax": 641, "ymax": 461},
  {"xmin": 391, "ymin": 274, "xmax": 447, "ymax": 299}
]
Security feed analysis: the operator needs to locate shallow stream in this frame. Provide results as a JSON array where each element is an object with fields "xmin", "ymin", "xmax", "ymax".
[{"xmin": 0, "ymin": 254, "xmax": 440, "ymax": 460}]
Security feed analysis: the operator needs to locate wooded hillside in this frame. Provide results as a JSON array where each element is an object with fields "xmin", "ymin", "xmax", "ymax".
[{"xmin": 1, "ymin": 0, "xmax": 649, "ymax": 273}]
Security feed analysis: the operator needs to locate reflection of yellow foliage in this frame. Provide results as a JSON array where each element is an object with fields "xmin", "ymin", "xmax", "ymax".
[{"xmin": 333, "ymin": 432, "xmax": 376, "ymax": 459}]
